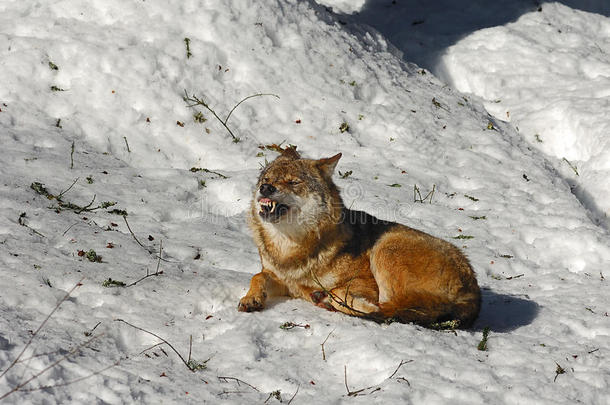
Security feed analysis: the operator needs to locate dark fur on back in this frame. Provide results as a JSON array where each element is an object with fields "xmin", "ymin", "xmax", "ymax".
[{"xmin": 338, "ymin": 209, "xmax": 397, "ymax": 258}]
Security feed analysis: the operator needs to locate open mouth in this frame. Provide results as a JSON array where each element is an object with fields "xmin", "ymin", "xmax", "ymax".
[{"xmin": 258, "ymin": 197, "xmax": 289, "ymax": 221}]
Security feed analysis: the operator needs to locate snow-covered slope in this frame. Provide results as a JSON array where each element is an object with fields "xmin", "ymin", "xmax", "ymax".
[
  {"xmin": 439, "ymin": 3, "xmax": 610, "ymax": 229},
  {"xmin": 1, "ymin": 0, "xmax": 608, "ymax": 403},
  {"xmin": 329, "ymin": 0, "xmax": 610, "ymax": 228}
]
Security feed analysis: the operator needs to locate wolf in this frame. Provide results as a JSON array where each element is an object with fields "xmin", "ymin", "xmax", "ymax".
[{"xmin": 238, "ymin": 147, "xmax": 481, "ymax": 328}]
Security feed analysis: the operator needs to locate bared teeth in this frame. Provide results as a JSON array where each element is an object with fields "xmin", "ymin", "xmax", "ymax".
[
  {"xmin": 259, "ymin": 199, "xmax": 282, "ymax": 216},
  {"xmin": 259, "ymin": 199, "xmax": 275, "ymax": 213}
]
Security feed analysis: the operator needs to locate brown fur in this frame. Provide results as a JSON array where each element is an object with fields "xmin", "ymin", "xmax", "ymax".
[{"xmin": 239, "ymin": 150, "xmax": 481, "ymax": 328}]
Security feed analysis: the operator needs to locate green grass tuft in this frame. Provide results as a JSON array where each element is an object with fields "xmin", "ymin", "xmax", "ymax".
[
  {"xmin": 477, "ymin": 327, "xmax": 490, "ymax": 351},
  {"xmin": 102, "ymin": 278, "xmax": 126, "ymax": 288}
]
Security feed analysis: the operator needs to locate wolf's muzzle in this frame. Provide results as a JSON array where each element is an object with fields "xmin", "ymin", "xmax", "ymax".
[{"xmin": 260, "ymin": 183, "xmax": 276, "ymax": 197}]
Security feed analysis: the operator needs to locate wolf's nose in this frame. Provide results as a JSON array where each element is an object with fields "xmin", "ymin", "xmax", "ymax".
[{"xmin": 260, "ymin": 183, "xmax": 276, "ymax": 196}]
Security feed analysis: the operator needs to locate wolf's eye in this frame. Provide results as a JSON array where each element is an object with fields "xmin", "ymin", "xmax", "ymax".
[{"xmin": 286, "ymin": 180, "xmax": 301, "ymax": 186}]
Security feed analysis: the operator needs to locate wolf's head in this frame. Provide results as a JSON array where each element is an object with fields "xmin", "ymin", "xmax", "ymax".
[{"xmin": 251, "ymin": 148, "xmax": 343, "ymax": 238}]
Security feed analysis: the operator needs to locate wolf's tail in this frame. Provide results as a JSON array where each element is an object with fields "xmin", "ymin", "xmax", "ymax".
[{"xmin": 365, "ymin": 291, "xmax": 480, "ymax": 328}]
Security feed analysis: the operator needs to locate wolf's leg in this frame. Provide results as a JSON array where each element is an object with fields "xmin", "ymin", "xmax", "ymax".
[
  {"xmin": 373, "ymin": 292, "xmax": 455, "ymax": 324},
  {"xmin": 238, "ymin": 270, "xmax": 289, "ymax": 312},
  {"xmin": 369, "ymin": 231, "xmax": 480, "ymax": 326},
  {"xmin": 295, "ymin": 286, "xmax": 338, "ymax": 312},
  {"xmin": 311, "ymin": 278, "xmax": 379, "ymax": 316}
]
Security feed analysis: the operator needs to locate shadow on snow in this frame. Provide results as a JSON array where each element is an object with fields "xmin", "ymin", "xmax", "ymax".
[
  {"xmin": 473, "ymin": 288, "xmax": 539, "ymax": 333},
  {"xmin": 332, "ymin": 0, "xmax": 610, "ymax": 76}
]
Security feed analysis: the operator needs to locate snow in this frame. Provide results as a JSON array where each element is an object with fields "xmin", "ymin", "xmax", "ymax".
[
  {"xmin": 331, "ymin": 0, "xmax": 610, "ymax": 228},
  {"xmin": 1, "ymin": 0, "xmax": 609, "ymax": 403},
  {"xmin": 438, "ymin": 3, "xmax": 610, "ymax": 229}
]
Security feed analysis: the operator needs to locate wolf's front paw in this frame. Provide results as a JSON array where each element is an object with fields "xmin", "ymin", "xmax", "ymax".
[
  {"xmin": 310, "ymin": 290, "xmax": 327, "ymax": 304},
  {"xmin": 238, "ymin": 295, "xmax": 265, "ymax": 312},
  {"xmin": 309, "ymin": 290, "xmax": 337, "ymax": 311}
]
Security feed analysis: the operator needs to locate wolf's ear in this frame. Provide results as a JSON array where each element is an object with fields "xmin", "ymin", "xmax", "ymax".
[
  {"xmin": 277, "ymin": 145, "xmax": 301, "ymax": 161},
  {"xmin": 317, "ymin": 153, "xmax": 342, "ymax": 177}
]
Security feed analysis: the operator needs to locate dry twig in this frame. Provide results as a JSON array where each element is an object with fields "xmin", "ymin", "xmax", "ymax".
[
  {"xmin": 0, "ymin": 334, "xmax": 104, "ymax": 400},
  {"xmin": 320, "ymin": 328, "xmax": 335, "ymax": 361},
  {"xmin": 126, "ymin": 240, "xmax": 165, "ymax": 286},
  {"xmin": 183, "ymin": 90, "xmax": 279, "ymax": 143},
  {"xmin": 114, "ymin": 319, "xmax": 203, "ymax": 372},
  {"xmin": 217, "ymin": 376, "xmax": 260, "ymax": 392},
  {"xmin": 287, "ymin": 385, "xmax": 299, "ymax": 404},
  {"xmin": 343, "ymin": 360, "xmax": 413, "ymax": 397},
  {"xmin": 0, "ymin": 279, "xmax": 84, "ymax": 381},
  {"xmin": 122, "ymin": 216, "xmax": 173, "ymax": 263}
]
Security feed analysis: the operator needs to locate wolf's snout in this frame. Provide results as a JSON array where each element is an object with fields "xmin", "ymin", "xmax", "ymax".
[{"xmin": 260, "ymin": 183, "xmax": 276, "ymax": 197}]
